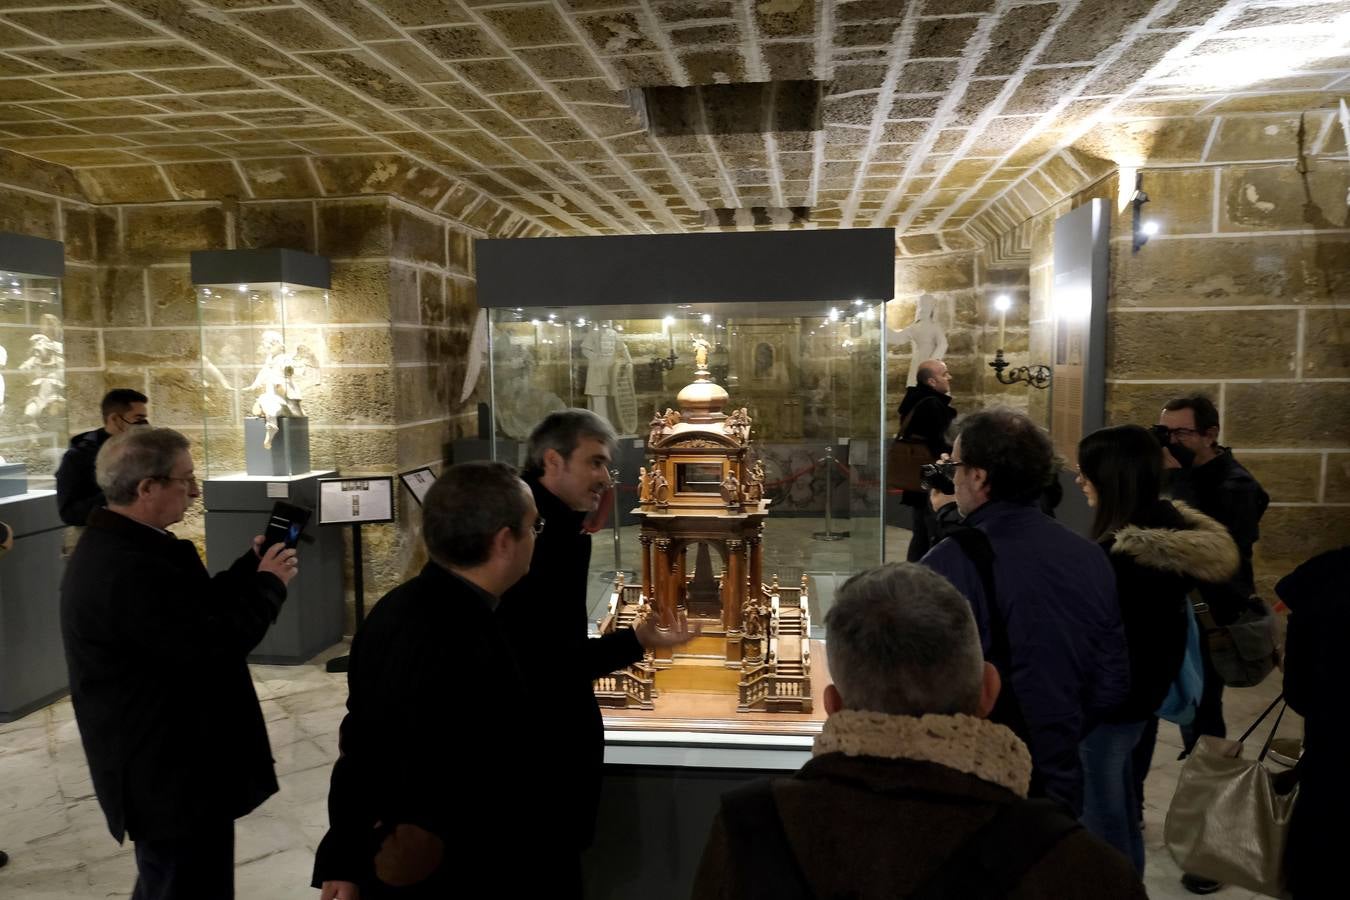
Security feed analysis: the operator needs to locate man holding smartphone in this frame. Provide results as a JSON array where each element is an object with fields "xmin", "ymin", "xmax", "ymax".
[{"xmin": 61, "ymin": 427, "xmax": 298, "ymax": 900}]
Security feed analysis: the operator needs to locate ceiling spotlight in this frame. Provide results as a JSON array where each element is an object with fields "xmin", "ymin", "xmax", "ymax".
[
  {"xmin": 853, "ymin": 299, "xmax": 864, "ymax": 306},
  {"xmin": 676, "ymin": 304, "xmax": 692, "ymax": 309},
  {"xmin": 701, "ymin": 313, "xmax": 711, "ymax": 324},
  {"xmin": 237, "ymin": 284, "xmax": 248, "ymax": 292},
  {"xmin": 1141, "ymin": 220, "xmax": 1160, "ymax": 236},
  {"xmin": 663, "ymin": 315, "xmax": 675, "ymax": 326},
  {"xmin": 994, "ymin": 294, "xmax": 1012, "ymax": 312},
  {"xmin": 828, "ymin": 307, "xmax": 840, "ymax": 321}
]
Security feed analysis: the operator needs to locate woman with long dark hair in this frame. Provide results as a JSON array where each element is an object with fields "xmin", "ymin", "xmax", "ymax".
[{"xmin": 1075, "ymin": 425, "xmax": 1238, "ymax": 873}]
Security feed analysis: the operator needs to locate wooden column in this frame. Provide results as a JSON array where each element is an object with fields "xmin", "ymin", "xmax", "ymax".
[
  {"xmin": 725, "ymin": 539, "xmax": 744, "ymax": 631},
  {"xmin": 640, "ymin": 533, "xmax": 653, "ymax": 605},
  {"xmin": 748, "ymin": 531, "xmax": 764, "ymax": 604},
  {"xmin": 654, "ymin": 537, "xmax": 673, "ymax": 627},
  {"xmin": 672, "ymin": 542, "xmax": 686, "ymax": 617}
]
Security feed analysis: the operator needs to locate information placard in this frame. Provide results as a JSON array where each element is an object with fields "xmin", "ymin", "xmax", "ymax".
[
  {"xmin": 317, "ymin": 476, "xmax": 395, "ymax": 525},
  {"xmin": 399, "ymin": 467, "xmax": 436, "ymax": 506}
]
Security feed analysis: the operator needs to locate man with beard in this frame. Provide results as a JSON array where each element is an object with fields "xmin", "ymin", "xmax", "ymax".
[
  {"xmin": 1157, "ymin": 394, "xmax": 1269, "ymax": 896},
  {"xmin": 496, "ymin": 409, "xmax": 694, "ymax": 897}
]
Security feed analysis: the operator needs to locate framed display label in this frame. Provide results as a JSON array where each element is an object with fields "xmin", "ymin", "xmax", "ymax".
[
  {"xmin": 317, "ymin": 476, "xmax": 395, "ymax": 525},
  {"xmin": 399, "ymin": 467, "xmax": 436, "ymax": 506}
]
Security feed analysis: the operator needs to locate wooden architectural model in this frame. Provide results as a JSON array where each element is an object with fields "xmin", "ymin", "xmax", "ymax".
[{"xmin": 594, "ymin": 364, "xmax": 812, "ymax": 713}]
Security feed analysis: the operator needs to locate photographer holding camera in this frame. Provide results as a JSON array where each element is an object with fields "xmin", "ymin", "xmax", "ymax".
[{"xmin": 921, "ymin": 408, "xmax": 1129, "ymax": 816}]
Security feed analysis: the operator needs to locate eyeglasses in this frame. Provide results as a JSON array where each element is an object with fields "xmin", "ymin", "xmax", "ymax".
[
  {"xmin": 530, "ymin": 517, "xmax": 546, "ymax": 536},
  {"xmin": 157, "ymin": 474, "xmax": 198, "ymax": 489},
  {"xmin": 119, "ymin": 414, "xmax": 149, "ymax": 427},
  {"xmin": 1158, "ymin": 427, "xmax": 1198, "ymax": 440}
]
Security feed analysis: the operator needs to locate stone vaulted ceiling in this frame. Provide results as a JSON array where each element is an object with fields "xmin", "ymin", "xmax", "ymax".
[{"xmin": 0, "ymin": 0, "xmax": 1347, "ymax": 240}]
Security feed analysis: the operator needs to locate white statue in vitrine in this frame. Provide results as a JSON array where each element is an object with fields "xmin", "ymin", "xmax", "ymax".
[
  {"xmin": 493, "ymin": 335, "xmax": 565, "ymax": 441},
  {"xmin": 247, "ymin": 330, "xmax": 317, "ymax": 450},
  {"xmin": 20, "ymin": 314, "xmax": 65, "ymax": 421},
  {"xmin": 889, "ymin": 293, "xmax": 948, "ymax": 386},
  {"xmin": 581, "ymin": 321, "xmax": 636, "ymax": 433},
  {"xmin": 0, "ymin": 344, "xmax": 8, "ymax": 416}
]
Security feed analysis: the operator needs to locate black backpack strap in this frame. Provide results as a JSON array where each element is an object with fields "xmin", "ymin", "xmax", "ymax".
[
  {"xmin": 943, "ymin": 527, "xmax": 1031, "ymax": 745},
  {"xmin": 908, "ymin": 798, "xmax": 1083, "ymax": 900},
  {"xmin": 719, "ymin": 779, "xmax": 814, "ymax": 900}
]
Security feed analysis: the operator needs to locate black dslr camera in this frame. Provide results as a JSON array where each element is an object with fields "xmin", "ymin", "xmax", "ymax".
[{"xmin": 919, "ymin": 462, "xmax": 955, "ymax": 495}]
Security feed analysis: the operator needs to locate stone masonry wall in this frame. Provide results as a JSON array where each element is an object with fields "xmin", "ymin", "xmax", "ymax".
[
  {"xmin": 0, "ymin": 164, "xmax": 487, "ymax": 626},
  {"xmin": 1019, "ymin": 134, "xmax": 1348, "ymax": 597}
]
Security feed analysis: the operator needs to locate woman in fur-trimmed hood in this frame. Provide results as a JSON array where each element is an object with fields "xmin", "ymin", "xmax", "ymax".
[{"xmin": 1074, "ymin": 424, "xmax": 1239, "ymax": 873}]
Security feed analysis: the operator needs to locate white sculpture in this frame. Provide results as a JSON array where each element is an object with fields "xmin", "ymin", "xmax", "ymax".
[
  {"xmin": 0, "ymin": 343, "xmax": 7, "ymax": 416},
  {"xmin": 247, "ymin": 330, "xmax": 314, "ymax": 450},
  {"xmin": 581, "ymin": 321, "xmax": 636, "ymax": 432},
  {"xmin": 492, "ymin": 337, "xmax": 565, "ymax": 441},
  {"xmin": 889, "ymin": 293, "xmax": 948, "ymax": 386},
  {"xmin": 20, "ymin": 314, "xmax": 64, "ymax": 421}
]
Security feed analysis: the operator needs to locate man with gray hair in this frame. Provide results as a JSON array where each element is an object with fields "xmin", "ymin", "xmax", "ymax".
[
  {"xmin": 693, "ymin": 563, "xmax": 1144, "ymax": 900},
  {"xmin": 61, "ymin": 427, "xmax": 297, "ymax": 900},
  {"xmin": 314, "ymin": 461, "xmax": 546, "ymax": 899},
  {"xmin": 496, "ymin": 408, "xmax": 694, "ymax": 896}
]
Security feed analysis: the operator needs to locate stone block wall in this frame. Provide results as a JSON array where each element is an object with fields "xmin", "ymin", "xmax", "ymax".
[
  {"xmin": 0, "ymin": 164, "xmax": 491, "ymax": 624},
  {"xmin": 1016, "ymin": 134, "xmax": 1347, "ymax": 596}
]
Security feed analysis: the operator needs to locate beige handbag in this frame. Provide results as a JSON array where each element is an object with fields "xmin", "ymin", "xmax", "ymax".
[{"xmin": 1164, "ymin": 695, "xmax": 1299, "ymax": 898}]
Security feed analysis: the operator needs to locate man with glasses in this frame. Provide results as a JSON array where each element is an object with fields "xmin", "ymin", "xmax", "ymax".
[
  {"xmin": 921, "ymin": 408, "xmax": 1128, "ymax": 815},
  {"xmin": 61, "ymin": 427, "xmax": 297, "ymax": 900},
  {"xmin": 1157, "ymin": 395, "xmax": 1269, "ymax": 895},
  {"xmin": 56, "ymin": 388, "xmax": 150, "ymax": 525}
]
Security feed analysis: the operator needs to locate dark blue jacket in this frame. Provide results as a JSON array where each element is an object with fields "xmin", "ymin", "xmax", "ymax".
[{"xmin": 923, "ymin": 501, "xmax": 1130, "ymax": 814}]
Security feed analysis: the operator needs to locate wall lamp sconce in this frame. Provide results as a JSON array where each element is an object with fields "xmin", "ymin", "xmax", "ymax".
[
  {"xmin": 987, "ymin": 293, "xmax": 1052, "ymax": 389},
  {"xmin": 1131, "ymin": 172, "xmax": 1160, "ymax": 253}
]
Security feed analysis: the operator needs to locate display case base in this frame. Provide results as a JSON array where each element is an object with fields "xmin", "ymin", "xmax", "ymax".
[
  {"xmin": 0, "ymin": 463, "xmax": 28, "ymax": 499},
  {"xmin": 203, "ymin": 471, "xmax": 343, "ymax": 665},
  {"xmin": 245, "ymin": 417, "xmax": 310, "ymax": 476},
  {"xmin": 0, "ymin": 490, "xmax": 67, "ymax": 722}
]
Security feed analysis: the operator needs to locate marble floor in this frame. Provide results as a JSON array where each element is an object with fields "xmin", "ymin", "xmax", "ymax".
[{"xmin": 2, "ymin": 525, "xmax": 1300, "ymax": 899}]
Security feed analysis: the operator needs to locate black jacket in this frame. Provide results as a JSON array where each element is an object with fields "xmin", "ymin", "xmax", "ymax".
[
  {"xmin": 495, "ymin": 472, "xmax": 644, "ymax": 854},
  {"xmin": 313, "ymin": 563, "xmax": 533, "ymax": 894},
  {"xmin": 60, "ymin": 508, "xmax": 286, "ymax": 842},
  {"xmin": 897, "ymin": 383, "xmax": 956, "ymax": 457},
  {"xmin": 1100, "ymin": 501, "xmax": 1238, "ymax": 723},
  {"xmin": 1164, "ymin": 448, "xmax": 1269, "ymax": 611},
  {"xmin": 1276, "ymin": 547, "xmax": 1350, "ymax": 896},
  {"xmin": 55, "ymin": 427, "xmax": 111, "ymax": 526}
]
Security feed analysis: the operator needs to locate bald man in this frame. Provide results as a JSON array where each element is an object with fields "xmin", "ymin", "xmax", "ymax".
[{"xmin": 897, "ymin": 359, "xmax": 957, "ymax": 561}]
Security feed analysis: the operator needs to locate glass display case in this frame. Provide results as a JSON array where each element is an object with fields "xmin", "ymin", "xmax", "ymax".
[
  {"xmin": 486, "ymin": 299, "xmax": 887, "ymax": 722},
  {"xmin": 0, "ymin": 255, "xmax": 67, "ymax": 496},
  {"xmin": 192, "ymin": 250, "xmax": 333, "ymax": 478},
  {"xmin": 0, "ymin": 231, "xmax": 69, "ymax": 722},
  {"xmin": 191, "ymin": 249, "xmax": 345, "ymax": 665}
]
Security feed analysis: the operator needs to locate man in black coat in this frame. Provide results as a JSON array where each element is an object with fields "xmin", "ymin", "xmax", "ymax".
[
  {"xmin": 897, "ymin": 358, "xmax": 957, "ymax": 560},
  {"xmin": 314, "ymin": 461, "xmax": 548, "ymax": 900},
  {"xmin": 61, "ymin": 427, "xmax": 297, "ymax": 900},
  {"xmin": 1158, "ymin": 393, "xmax": 1270, "ymax": 896},
  {"xmin": 496, "ymin": 409, "xmax": 694, "ymax": 896},
  {"xmin": 55, "ymin": 387, "xmax": 148, "ymax": 525},
  {"xmin": 1159, "ymin": 395, "xmax": 1270, "ymax": 749}
]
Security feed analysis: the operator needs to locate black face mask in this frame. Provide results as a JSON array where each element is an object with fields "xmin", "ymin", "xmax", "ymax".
[{"xmin": 1168, "ymin": 441, "xmax": 1197, "ymax": 469}]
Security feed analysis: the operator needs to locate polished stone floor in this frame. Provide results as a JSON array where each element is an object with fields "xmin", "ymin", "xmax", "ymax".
[{"xmin": 2, "ymin": 524, "xmax": 1299, "ymax": 899}]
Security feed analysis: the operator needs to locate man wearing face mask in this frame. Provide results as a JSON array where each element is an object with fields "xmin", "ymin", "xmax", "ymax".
[
  {"xmin": 56, "ymin": 388, "xmax": 149, "ymax": 526},
  {"xmin": 1156, "ymin": 394, "xmax": 1269, "ymax": 896}
]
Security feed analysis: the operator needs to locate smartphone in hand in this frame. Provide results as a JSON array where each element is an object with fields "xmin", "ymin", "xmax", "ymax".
[{"xmin": 261, "ymin": 501, "xmax": 312, "ymax": 555}]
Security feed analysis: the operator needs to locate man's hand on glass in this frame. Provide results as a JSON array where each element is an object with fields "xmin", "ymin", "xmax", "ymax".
[{"xmin": 634, "ymin": 608, "xmax": 701, "ymax": 650}]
